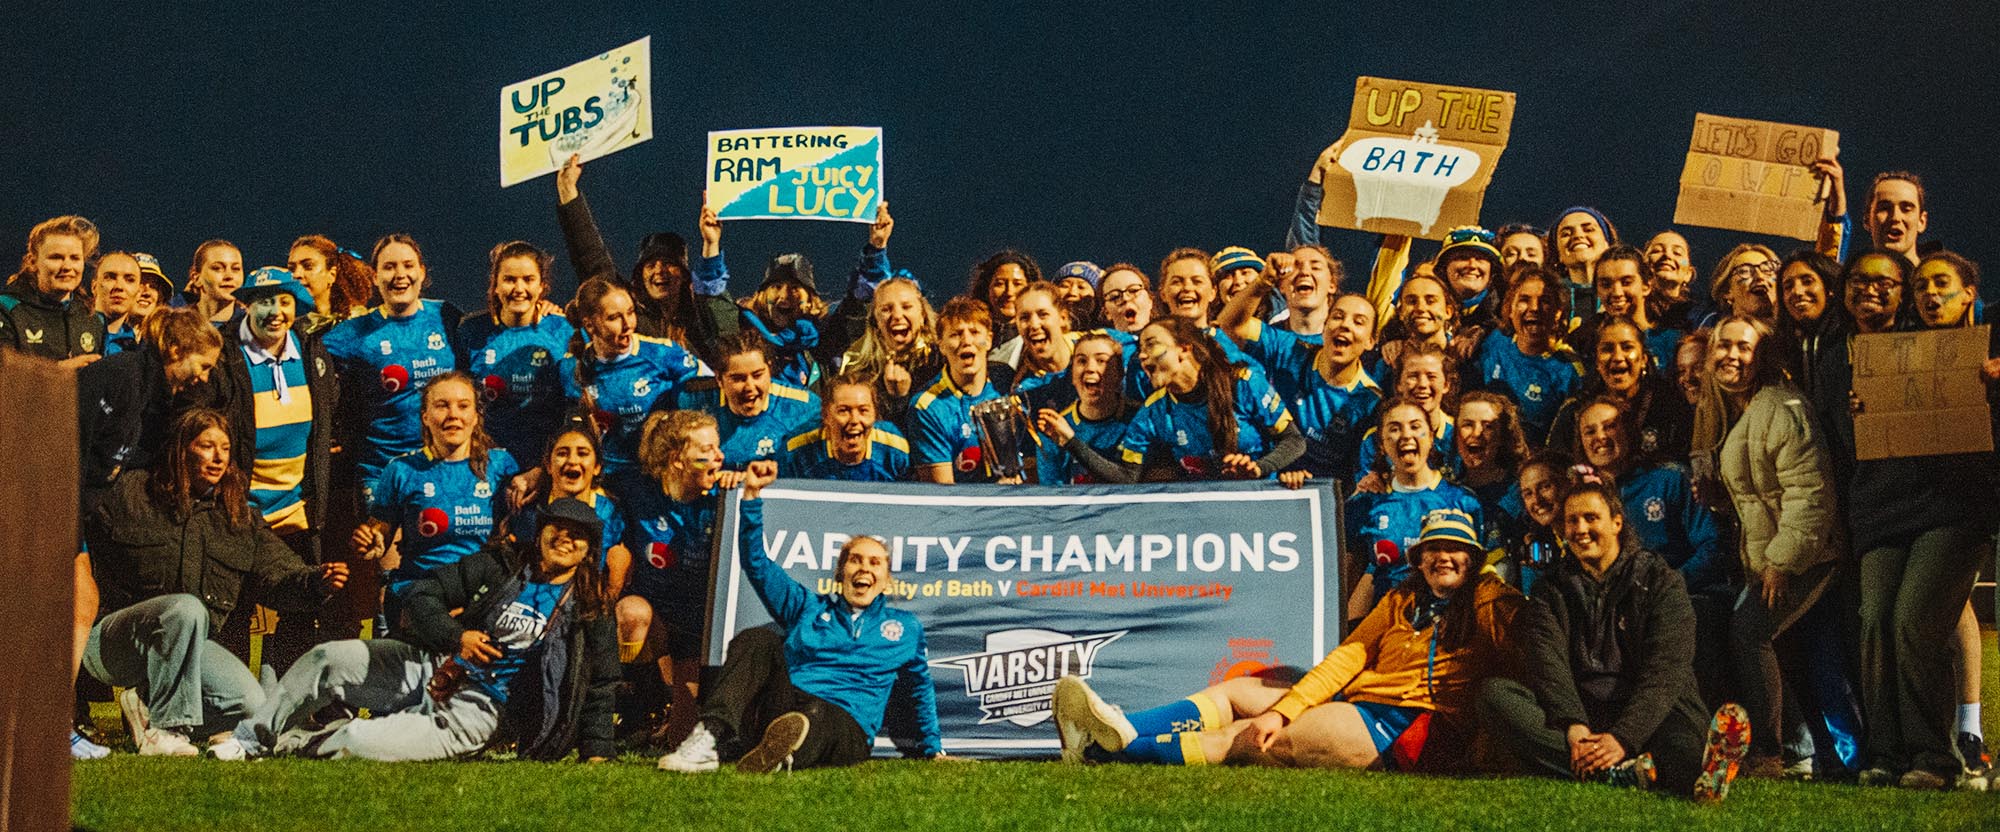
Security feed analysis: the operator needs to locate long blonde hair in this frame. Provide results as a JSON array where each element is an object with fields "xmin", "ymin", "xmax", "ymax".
[{"xmin": 838, "ymin": 277, "xmax": 937, "ymax": 379}]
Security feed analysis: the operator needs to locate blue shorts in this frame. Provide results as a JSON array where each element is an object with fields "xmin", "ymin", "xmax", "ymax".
[{"xmin": 1346, "ymin": 699, "xmax": 1424, "ymax": 754}]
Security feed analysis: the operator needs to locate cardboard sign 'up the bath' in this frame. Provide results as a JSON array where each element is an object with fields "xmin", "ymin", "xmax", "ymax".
[
  {"xmin": 1316, "ymin": 77, "xmax": 1516, "ymax": 240},
  {"xmin": 1673, "ymin": 113, "xmax": 1839, "ymax": 241}
]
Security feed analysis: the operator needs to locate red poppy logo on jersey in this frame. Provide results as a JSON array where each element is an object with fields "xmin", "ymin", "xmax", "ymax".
[
  {"xmin": 955, "ymin": 445, "xmax": 982, "ymax": 473},
  {"xmin": 380, "ymin": 364, "xmax": 411, "ymax": 392},
  {"xmin": 646, "ymin": 542, "xmax": 677, "ymax": 570},
  {"xmin": 481, "ymin": 374, "xmax": 506, "ymax": 401},
  {"xmin": 1373, "ymin": 539, "xmax": 1400, "ymax": 568},
  {"xmin": 418, "ymin": 507, "xmax": 451, "ymax": 538}
]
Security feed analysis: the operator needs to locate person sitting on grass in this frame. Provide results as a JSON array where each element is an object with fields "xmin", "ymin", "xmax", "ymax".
[
  {"xmin": 659, "ymin": 460, "xmax": 941, "ymax": 773},
  {"xmin": 1476, "ymin": 480, "xmax": 1751, "ymax": 801},
  {"xmin": 1052, "ymin": 509, "xmax": 1521, "ymax": 773},
  {"xmin": 214, "ymin": 497, "xmax": 616, "ymax": 762}
]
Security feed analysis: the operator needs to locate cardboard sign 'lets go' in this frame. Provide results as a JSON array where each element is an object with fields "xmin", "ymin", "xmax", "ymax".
[
  {"xmin": 1673, "ymin": 113, "xmax": 1838, "ymax": 241},
  {"xmin": 1316, "ymin": 77, "xmax": 1515, "ymax": 240}
]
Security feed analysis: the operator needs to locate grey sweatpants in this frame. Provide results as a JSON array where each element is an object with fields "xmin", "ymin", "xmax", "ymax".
[
  {"xmin": 232, "ymin": 638, "xmax": 500, "ymax": 761},
  {"xmin": 83, "ymin": 593, "xmax": 263, "ymax": 737}
]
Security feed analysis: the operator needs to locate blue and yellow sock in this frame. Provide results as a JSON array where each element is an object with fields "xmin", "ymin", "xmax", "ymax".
[
  {"xmin": 1124, "ymin": 695, "xmax": 1223, "ymax": 737},
  {"xmin": 1118, "ymin": 731, "xmax": 1209, "ymax": 766}
]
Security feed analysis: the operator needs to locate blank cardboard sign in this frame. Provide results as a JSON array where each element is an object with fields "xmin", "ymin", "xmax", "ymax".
[
  {"xmin": 1316, "ymin": 76, "xmax": 1515, "ymax": 240},
  {"xmin": 1851, "ymin": 326, "xmax": 1992, "ymax": 460},
  {"xmin": 1673, "ymin": 113, "xmax": 1838, "ymax": 241}
]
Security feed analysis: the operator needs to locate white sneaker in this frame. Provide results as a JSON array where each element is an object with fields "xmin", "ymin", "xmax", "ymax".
[
  {"xmin": 657, "ymin": 722, "xmax": 720, "ymax": 772},
  {"xmin": 71, "ymin": 730, "xmax": 111, "ymax": 761},
  {"xmin": 1053, "ymin": 676, "xmax": 1136, "ymax": 761},
  {"xmin": 116, "ymin": 688, "xmax": 151, "ymax": 749},
  {"xmin": 209, "ymin": 736, "xmax": 250, "ymax": 761},
  {"xmin": 137, "ymin": 728, "xmax": 199, "ymax": 757}
]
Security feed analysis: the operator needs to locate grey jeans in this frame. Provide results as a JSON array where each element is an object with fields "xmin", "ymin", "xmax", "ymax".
[
  {"xmin": 232, "ymin": 638, "xmax": 499, "ymax": 761},
  {"xmin": 83, "ymin": 593, "xmax": 263, "ymax": 737}
]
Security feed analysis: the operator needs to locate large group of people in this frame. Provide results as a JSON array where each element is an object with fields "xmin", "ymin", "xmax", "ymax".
[{"xmin": 10, "ymin": 144, "xmax": 1996, "ymax": 800}]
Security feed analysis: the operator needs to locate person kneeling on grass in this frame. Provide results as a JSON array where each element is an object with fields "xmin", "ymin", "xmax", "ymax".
[
  {"xmin": 1476, "ymin": 480, "xmax": 1750, "ymax": 801},
  {"xmin": 1054, "ymin": 509, "xmax": 1521, "ymax": 772},
  {"xmin": 214, "ymin": 497, "xmax": 617, "ymax": 761},
  {"xmin": 659, "ymin": 460, "xmax": 941, "ymax": 773}
]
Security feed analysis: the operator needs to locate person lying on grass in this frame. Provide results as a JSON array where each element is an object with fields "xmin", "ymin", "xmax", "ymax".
[
  {"xmin": 658, "ymin": 460, "xmax": 941, "ymax": 773},
  {"xmin": 213, "ymin": 497, "xmax": 616, "ymax": 762},
  {"xmin": 1053, "ymin": 509, "xmax": 1521, "ymax": 772}
]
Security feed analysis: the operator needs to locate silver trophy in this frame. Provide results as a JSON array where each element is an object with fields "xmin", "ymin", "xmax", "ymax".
[{"xmin": 970, "ymin": 397, "xmax": 1030, "ymax": 480}]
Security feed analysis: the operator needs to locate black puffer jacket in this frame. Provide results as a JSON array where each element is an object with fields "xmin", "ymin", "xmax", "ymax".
[
  {"xmin": 84, "ymin": 470, "xmax": 332, "ymax": 632},
  {"xmin": 403, "ymin": 543, "xmax": 617, "ymax": 761},
  {"xmin": 1519, "ymin": 545, "xmax": 1706, "ymax": 752},
  {"xmin": 76, "ymin": 346, "xmax": 216, "ymax": 501}
]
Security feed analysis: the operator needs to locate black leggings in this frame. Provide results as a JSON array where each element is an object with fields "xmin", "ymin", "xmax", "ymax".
[{"xmin": 701, "ymin": 626, "xmax": 871, "ymax": 769}]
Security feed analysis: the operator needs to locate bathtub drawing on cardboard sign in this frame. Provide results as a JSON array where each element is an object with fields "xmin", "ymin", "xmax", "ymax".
[
  {"xmin": 1337, "ymin": 122, "xmax": 1481, "ymax": 235},
  {"xmin": 548, "ymin": 74, "xmax": 645, "ymax": 166}
]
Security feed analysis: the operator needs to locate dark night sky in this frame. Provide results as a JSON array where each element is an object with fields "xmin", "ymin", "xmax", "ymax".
[{"xmin": 4, "ymin": 1, "xmax": 1996, "ymax": 309}]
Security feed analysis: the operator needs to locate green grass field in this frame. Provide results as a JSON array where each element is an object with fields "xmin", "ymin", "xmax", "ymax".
[{"xmin": 69, "ymin": 637, "xmax": 2000, "ymax": 831}]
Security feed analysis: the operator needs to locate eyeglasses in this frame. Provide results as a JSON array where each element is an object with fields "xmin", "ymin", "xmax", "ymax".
[
  {"xmin": 1728, "ymin": 261, "xmax": 1778, "ymax": 281},
  {"xmin": 1100, "ymin": 288, "xmax": 1148, "ymax": 303},
  {"xmin": 1847, "ymin": 276, "xmax": 1901, "ymax": 292}
]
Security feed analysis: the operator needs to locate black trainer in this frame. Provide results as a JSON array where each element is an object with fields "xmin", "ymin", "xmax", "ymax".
[{"xmin": 736, "ymin": 712, "xmax": 810, "ymax": 774}]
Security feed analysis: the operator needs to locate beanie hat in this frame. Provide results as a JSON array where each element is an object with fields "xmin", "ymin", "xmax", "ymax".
[
  {"xmin": 1054, "ymin": 261, "xmax": 1104, "ymax": 290},
  {"xmin": 1210, "ymin": 246, "xmax": 1266, "ymax": 276},
  {"xmin": 635, "ymin": 232, "xmax": 689, "ymax": 270},
  {"xmin": 762, "ymin": 252, "xmax": 817, "ymax": 293}
]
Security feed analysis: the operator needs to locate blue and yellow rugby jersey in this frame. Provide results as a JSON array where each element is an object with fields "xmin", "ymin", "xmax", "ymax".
[
  {"xmin": 1345, "ymin": 473, "xmax": 1487, "ymax": 608},
  {"xmin": 240, "ymin": 331, "xmax": 314, "ymax": 533},
  {"xmin": 1122, "ymin": 326, "xmax": 1271, "ymax": 401},
  {"xmin": 677, "ymin": 379, "xmax": 821, "ymax": 470},
  {"xmin": 463, "ymin": 312, "xmax": 575, "ymax": 463},
  {"xmin": 322, "ymin": 299, "xmax": 461, "ymax": 488},
  {"xmin": 1470, "ymin": 335, "xmax": 1582, "ymax": 447},
  {"xmin": 1238, "ymin": 323, "xmax": 1323, "ymax": 404},
  {"xmin": 559, "ymin": 335, "xmax": 702, "ymax": 478},
  {"xmin": 1117, "ymin": 367, "xmax": 1293, "ymax": 479},
  {"xmin": 780, "ymin": 421, "xmax": 911, "ymax": 482},
  {"xmin": 1034, "ymin": 400, "xmax": 1135, "ymax": 484},
  {"xmin": 369, "ymin": 447, "xmax": 522, "ymax": 595},
  {"xmin": 908, "ymin": 370, "xmax": 1006, "ymax": 482},
  {"xmin": 1247, "ymin": 325, "xmax": 1381, "ymax": 482}
]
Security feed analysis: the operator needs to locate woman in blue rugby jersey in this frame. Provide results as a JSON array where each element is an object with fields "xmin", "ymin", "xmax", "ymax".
[
  {"xmin": 1110, "ymin": 317, "xmax": 1303, "ymax": 482},
  {"xmin": 1345, "ymin": 399, "xmax": 1486, "ymax": 619},
  {"xmin": 351, "ymin": 372, "xmax": 522, "ymax": 632},
  {"xmin": 677, "ymin": 330, "xmax": 822, "ymax": 487},
  {"xmin": 505, "ymin": 427, "xmax": 630, "ymax": 596},
  {"xmin": 462, "ymin": 241, "xmax": 575, "ymax": 464},
  {"xmin": 560, "ymin": 276, "xmax": 702, "ymax": 483},
  {"xmin": 322, "ymin": 234, "xmax": 467, "ymax": 507},
  {"xmin": 780, "ymin": 376, "xmax": 911, "ymax": 482},
  {"xmin": 1032, "ymin": 332, "xmax": 1136, "ymax": 484},
  {"xmin": 616, "ymin": 410, "xmax": 726, "ymax": 747},
  {"xmin": 1470, "ymin": 265, "xmax": 1583, "ymax": 446}
]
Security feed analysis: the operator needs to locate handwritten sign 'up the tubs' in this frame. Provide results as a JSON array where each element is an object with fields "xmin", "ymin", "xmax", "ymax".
[
  {"xmin": 706, "ymin": 127, "xmax": 883, "ymax": 223},
  {"xmin": 1673, "ymin": 113, "xmax": 1838, "ymax": 241},
  {"xmin": 499, "ymin": 37, "xmax": 653, "ymax": 188},
  {"xmin": 1851, "ymin": 325, "xmax": 1992, "ymax": 460},
  {"xmin": 1316, "ymin": 77, "xmax": 1516, "ymax": 240}
]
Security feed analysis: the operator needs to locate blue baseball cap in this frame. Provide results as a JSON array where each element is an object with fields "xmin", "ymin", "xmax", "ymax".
[{"xmin": 237, "ymin": 266, "xmax": 317, "ymax": 313}]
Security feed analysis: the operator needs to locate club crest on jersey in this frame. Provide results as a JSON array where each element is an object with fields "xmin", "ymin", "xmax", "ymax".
[
  {"xmin": 530, "ymin": 349, "xmax": 550, "ymax": 367},
  {"xmin": 428, "ymin": 332, "xmax": 445, "ymax": 351},
  {"xmin": 632, "ymin": 376, "xmax": 652, "ymax": 397},
  {"xmin": 1645, "ymin": 497, "xmax": 1666, "ymax": 523},
  {"xmin": 1525, "ymin": 383, "xmax": 1544, "ymax": 402},
  {"xmin": 879, "ymin": 619, "xmax": 904, "ymax": 642},
  {"xmin": 473, "ymin": 481, "xmax": 492, "ymax": 499},
  {"xmin": 931, "ymin": 628, "xmax": 1126, "ymax": 726},
  {"xmin": 756, "ymin": 437, "xmax": 776, "ymax": 457}
]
